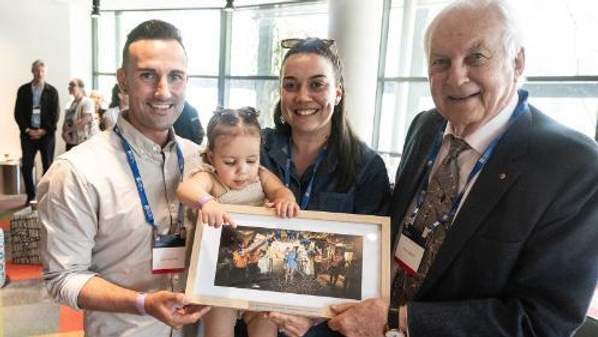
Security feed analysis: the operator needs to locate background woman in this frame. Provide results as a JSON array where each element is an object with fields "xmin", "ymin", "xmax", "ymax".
[
  {"xmin": 103, "ymin": 83, "xmax": 129, "ymax": 130},
  {"xmin": 61, "ymin": 78, "xmax": 97, "ymax": 151}
]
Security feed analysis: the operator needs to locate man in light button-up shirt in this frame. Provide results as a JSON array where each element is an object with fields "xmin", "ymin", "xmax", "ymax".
[{"xmin": 38, "ymin": 20, "xmax": 210, "ymax": 337}]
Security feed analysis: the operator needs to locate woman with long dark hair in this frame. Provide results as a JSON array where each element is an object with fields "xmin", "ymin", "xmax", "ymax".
[
  {"xmin": 261, "ymin": 38, "xmax": 390, "ymax": 216},
  {"xmin": 256, "ymin": 38, "xmax": 391, "ymax": 337}
]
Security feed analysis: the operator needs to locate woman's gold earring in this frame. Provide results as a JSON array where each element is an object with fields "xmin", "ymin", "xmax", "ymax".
[{"xmin": 280, "ymin": 115, "xmax": 286, "ymax": 125}]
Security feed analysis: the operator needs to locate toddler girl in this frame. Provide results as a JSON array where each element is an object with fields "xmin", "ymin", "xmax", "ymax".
[{"xmin": 177, "ymin": 106, "xmax": 299, "ymax": 337}]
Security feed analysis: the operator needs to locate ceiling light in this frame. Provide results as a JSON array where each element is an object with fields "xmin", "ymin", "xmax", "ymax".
[
  {"xmin": 224, "ymin": 0, "xmax": 234, "ymax": 12},
  {"xmin": 91, "ymin": 0, "xmax": 100, "ymax": 18}
]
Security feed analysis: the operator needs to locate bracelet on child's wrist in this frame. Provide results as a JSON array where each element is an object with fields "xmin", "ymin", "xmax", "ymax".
[
  {"xmin": 196, "ymin": 195, "xmax": 214, "ymax": 209},
  {"xmin": 135, "ymin": 292, "xmax": 146, "ymax": 315}
]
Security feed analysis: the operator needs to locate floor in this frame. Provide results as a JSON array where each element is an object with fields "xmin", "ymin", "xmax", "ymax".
[{"xmin": 0, "ymin": 194, "xmax": 83, "ymax": 337}]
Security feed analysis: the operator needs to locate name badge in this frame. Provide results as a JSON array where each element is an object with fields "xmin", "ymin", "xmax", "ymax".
[
  {"xmin": 394, "ymin": 227, "xmax": 425, "ymax": 277},
  {"xmin": 31, "ymin": 107, "xmax": 41, "ymax": 129},
  {"xmin": 152, "ymin": 234, "xmax": 186, "ymax": 274}
]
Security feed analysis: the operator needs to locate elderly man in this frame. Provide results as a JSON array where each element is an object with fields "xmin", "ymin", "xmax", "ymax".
[
  {"xmin": 38, "ymin": 20, "xmax": 209, "ymax": 336},
  {"xmin": 285, "ymin": 1, "xmax": 598, "ymax": 337},
  {"xmin": 14, "ymin": 59, "xmax": 60, "ymax": 204}
]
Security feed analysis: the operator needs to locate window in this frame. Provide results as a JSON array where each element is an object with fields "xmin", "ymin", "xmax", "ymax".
[
  {"xmin": 227, "ymin": 2, "xmax": 328, "ymax": 127},
  {"xmin": 93, "ymin": 1, "xmax": 327, "ymax": 132},
  {"xmin": 376, "ymin": 0, "xmax": 598, "ymax": 160},
  {"xmin": 516, "ymin": 0, "xmax": 598, "ymax": 141},
  {"xmin": 97, "ymin": 12, "xmax": 118, "ymax": 74},
  {"xmin": 375, "ymin": 0, "xmax": 447, "ymax": 180},
  {"xmin": 94, "ymin": 8, "xmax": 222, "ymax": 128}
]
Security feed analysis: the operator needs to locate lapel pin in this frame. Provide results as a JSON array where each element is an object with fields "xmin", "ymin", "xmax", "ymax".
[{"xmin": 499, "ymin": 173, "xmax": 507, "ymax": 180}]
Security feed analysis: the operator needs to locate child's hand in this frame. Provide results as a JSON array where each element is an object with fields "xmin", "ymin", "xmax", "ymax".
[
  {"xmin": 266, "ymin": 198, "xmax": 299, "ymax": 218},
  {"xmin": 200, "ymin": 200, "xmax": 237, "ymax": 227}
]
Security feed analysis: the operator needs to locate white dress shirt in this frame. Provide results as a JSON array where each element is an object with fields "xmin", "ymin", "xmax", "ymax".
[
  {"xmin": 392, "ymin": 92, "xmax": 519, "ymax": 278},
  {"xmin": 437, "ymin": 92, "xmax": 519, "ymax": 209},
  {"xmin": 38, "ymin": 114, "xmax": 201, "ymax": 337}
]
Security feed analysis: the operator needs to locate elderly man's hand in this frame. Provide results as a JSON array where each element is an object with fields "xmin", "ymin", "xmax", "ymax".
[
  {"xmin": 144, "ymin": 291, "xmax": 210, "ymax": 330},
  {"xmin": 328, "ymin": 298, "xmax": 388, "ymax": 337}
]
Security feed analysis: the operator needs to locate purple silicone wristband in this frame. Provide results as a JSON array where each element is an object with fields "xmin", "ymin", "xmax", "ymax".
[
  {"xmin": 196, "ymin": 195, "xmax": 214, "ymax": 209},
  {"xmin": 136, "ymin": 292, "xmax": 146, "ymax": 315}
]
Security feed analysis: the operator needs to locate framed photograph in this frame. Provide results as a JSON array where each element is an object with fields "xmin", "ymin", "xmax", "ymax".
[{"xmin": 185, "ymin": 205, "xmax": 390, "ymax": 318}]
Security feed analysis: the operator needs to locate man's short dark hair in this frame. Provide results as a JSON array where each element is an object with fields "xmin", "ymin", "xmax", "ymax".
[
  {"xmin": 31, "ymin": 59, "xmax": 45, "ymax": 69},
  {"xmin": 121, "ymin": 19, "xmax": 185, "ymax": 68}
]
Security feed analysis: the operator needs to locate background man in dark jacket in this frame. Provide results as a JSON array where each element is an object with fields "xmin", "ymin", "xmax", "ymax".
[
  {"xmin": 173, "ymin": 101, "xmax": 204, "ymax": 145},
  {"xmin": 14, "ymin": 59, "xmax": 60, "ymax": 203}
]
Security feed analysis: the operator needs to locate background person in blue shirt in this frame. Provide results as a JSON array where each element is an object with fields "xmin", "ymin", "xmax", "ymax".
[{"xmin": 261, "ymin": 38, "xmax": 390, "ymax": 216}]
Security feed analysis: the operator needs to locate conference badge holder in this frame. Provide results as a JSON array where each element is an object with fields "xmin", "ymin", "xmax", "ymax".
[
  {"xmin": 152, "ymin": 233, "xmax": 186, "ymax": 274},
  {"xmin": 395, "ymin": 225, "xmax": 425, "ymax": 277},
  {"xmin": 31, "ymin": 107, "xmax": 41, "ymax": 129}
]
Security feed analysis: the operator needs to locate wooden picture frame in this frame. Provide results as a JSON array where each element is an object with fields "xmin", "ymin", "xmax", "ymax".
[{"xmin": 185, "ymin": 205, "xmax": 390, "ymax": 318}]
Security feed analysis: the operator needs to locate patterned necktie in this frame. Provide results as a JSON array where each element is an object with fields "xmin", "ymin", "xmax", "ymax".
[{"xmin": 392, "ymin": 134, "xmax": 471, "ymax": 305}]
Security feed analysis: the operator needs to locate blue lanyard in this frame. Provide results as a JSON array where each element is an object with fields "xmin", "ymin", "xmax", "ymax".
[
  {"xmin": 284, "ymin": 138, "xmax": 328, "ymax": 210},
  {"xmin": 113, "ymin": 125, "xmax": 184, "ymax": 228},
  {"xmin": 408, "ymin": 90, "xmax": 529, "ymax": 238}
]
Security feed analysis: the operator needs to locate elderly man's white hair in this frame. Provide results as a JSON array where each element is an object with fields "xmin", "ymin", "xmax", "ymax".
[{"xmin": 423, "ymin": 0, "xmax": 524, "ymax": 61}]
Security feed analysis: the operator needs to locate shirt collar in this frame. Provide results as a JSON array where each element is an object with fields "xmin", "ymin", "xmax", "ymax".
[
  {"xmin": 31, "ymin": 81, "xmax": 45, "ymax": 90},
  {"xmin": 266, "ymin": 130, "xmax": 290, "ymax": 168},
  {"xmin": 115, "ymin": 111, "xmax": 178, "ymax": 158},
  {"xmin": 266, "ymin": 129, "xmax": 338, "ymax": 174},
  {"xmin": 445, "ymin": 92, "xmax": 519, "ymax": 155}
]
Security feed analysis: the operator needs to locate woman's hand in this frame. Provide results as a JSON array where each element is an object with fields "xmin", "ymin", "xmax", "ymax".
[
  {"xmin": 200, "ymin": 200, "xmax": 236, "ymax": 227},
  {"xmin": 266, "ymin": 312, "xmax": 315, "ymax": 337},
  {"xmin": 266, "ymin": 198, "xmax": 300, "ymax": 218}
]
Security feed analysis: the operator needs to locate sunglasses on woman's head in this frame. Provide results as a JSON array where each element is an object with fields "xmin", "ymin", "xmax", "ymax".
[{"xmin": 281, "ymin": 38, "xmax": 335, "ymax": 49}]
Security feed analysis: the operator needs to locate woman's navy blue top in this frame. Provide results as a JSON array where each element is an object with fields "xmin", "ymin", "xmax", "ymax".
[{"xmin": 261, "ymin": 128, "xmax": 391, "ymax": 216}]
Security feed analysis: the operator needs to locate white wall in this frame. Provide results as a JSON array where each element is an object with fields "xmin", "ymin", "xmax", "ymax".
[{"xmin": 0, "ymin": 0, "xmax": 90, "ymax": 159}]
